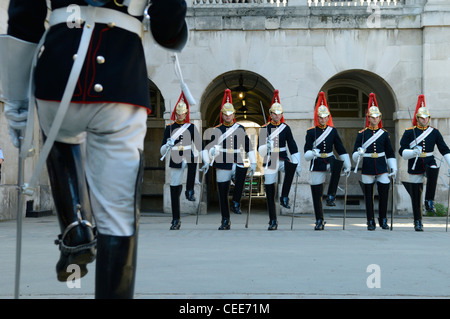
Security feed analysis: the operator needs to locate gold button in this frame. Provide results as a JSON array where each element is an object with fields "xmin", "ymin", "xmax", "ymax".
[
  {"xmin": 96, "ymin": 56, "xmax": 105, "ymax": 64},
  {"xmin": 107, "ymin": 22, "xmax": 116, "ymax": 28}
]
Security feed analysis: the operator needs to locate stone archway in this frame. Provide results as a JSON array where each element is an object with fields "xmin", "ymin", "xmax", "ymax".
[
  {"xmin": 318, "ymin": 70, "xmax": 397, "ymax": 213},
  {"xmin": 199, "ymin": 70, "xmax": 275, "ymax": 207}
]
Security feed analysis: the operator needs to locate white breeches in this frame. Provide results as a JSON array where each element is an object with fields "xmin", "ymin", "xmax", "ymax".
[{"xmin": 37, "ymin": 99, "xmax": 147, "ymax": 236}]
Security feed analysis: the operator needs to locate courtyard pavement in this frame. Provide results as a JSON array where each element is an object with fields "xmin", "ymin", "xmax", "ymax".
[{"xmin": 1, "ymin": 206, "xmax": 450, "ymax": 302}]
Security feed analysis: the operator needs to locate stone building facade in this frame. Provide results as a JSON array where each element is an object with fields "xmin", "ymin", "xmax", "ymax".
[{"xmin": 1, "ymin": 0, "xmax": 449, "ymax": 220}]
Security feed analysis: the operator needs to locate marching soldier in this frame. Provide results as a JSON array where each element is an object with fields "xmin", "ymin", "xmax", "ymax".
[
  {"xmin": 399, "ymin": 95, "xmax": 450, "ymax": 231},
  {"xmin": 1, "ymin": 0, "xmax": 188, "ymax": 298},
  {"xmin": 304, "ymin": 92, "xmax": 351, "ymax": 230},
  {"xmin": 258, "ymin": 90, "xmax": 302, "ymax": 230},
  {"xmin": 352, "ymin": 93, "xmax": 397, "ymax": 231},
  {"xmin": 161, "ymin": 92, "xmax": 203, "ymax": 230},
  {"xmin": 205, "ymin": 89, "xmax": 256, "ymax": 230}
]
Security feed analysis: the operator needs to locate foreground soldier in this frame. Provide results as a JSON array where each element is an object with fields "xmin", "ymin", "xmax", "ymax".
[
  {"xmin": 304, "ymin": 92, "xmax": 351, "ymax": 230},
  {"xmin": 205, "ymin": 89, "xmax": 256, "ymax": 230},
  {"xmin": 0, "ymin": 0, "xmax": 188, "ymax": 298},
  {"xmin": 352, "ymin": 94, "xmax": 397, "ymax": 231},
  {"xmin": 161, "ymin": 92, "xmax": 202, "ymax": 230},
  {"xmin": 258, "ymin": 90, "xmax": 302, "ymax": 230},
  {"xmin": 399, "ymin": 95, "xmax": 450, "ymax": 231}
]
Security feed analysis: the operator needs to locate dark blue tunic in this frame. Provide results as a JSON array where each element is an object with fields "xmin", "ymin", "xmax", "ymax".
[{"xmin": 399, "ymin": 125, "xmax": 450, "ymax": 175}]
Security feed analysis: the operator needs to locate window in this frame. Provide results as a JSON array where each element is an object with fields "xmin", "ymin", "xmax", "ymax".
[
  {"xmin": 148, "ymin": 79, "xmax": 165, "ymax": 119},
  {"xmin": 324, "ymin": 87, "xmax": 368, "ymax": 118}
]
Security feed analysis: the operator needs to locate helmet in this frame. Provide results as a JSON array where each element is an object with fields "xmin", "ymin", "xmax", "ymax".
[
  {"xmin": 317, "ymin": 104, "xmax": 330, "ymax": 118},
  {"xmin": 368, "ymin": 105, "xmax": 382, "ymax": 118},
  {"xmin": 175, "ymin": 99, "xmax": 188, "ymax": 115}
]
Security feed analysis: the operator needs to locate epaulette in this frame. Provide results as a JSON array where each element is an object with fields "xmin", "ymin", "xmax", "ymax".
[
  {"xmin": 262, "ymin": 123, "xmax": 269, "ymax": 128},
  {"xmin": 307, "ymin": 126, "xmax": 315, "ymax": 131},
  {"xmin": 214, "ymin": 123, "xmax": 222, "ymax": 128},
  {"xmin": 406, "ymin": 126, "xmax": 415, "ymax": 130},
  {"xmin": 359, "ymin": 127, "xmax": 368, "ymax": 133}
]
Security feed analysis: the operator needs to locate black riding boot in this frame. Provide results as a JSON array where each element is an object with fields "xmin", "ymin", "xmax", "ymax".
[
  {"xmin": 265, "ymin": 183, "xmax": 278, "ymax": 230},
  {"xmin": 377, "ymin": 182, "xmax": 390, "ymax": 229},
  {"xmin": 403, "ymin": 182, "xmax": 424, "ymax": 231},
  {"xmin": 231, "ymin": 166, "xmax": 248, "ymax": 214},
  {"xmin": 326, "ymin": 159, "xmax": 344, "ymax": 206},
  {"xmin": 363, "ymin": 183, "xmax": 376, "ymax": 230},
  {"xmin": 46, "ymin": 141, "xmax": 96, "ymax": 282},
  {"xmin": 218, "ymin": 181, "xmax": 231, "ymax": 230},
  {"xmin": 95, "ymin": 149, "xmax": 144, "ymax": 299},
  {"xmin": 170, "ymin": 185, "xmax": 182, "ymax": 230},
  {"xmin": 424, "ymin": 166, "xmax": 439, "ymax": 215},
  {"xmin": 280, "ymin": 161, "xmax": 297, "ymax": 208},
  {"xmin": 311, "ymin": 184, "xmax": 325, "ymax": 230},
  {"xmin": 185, "ymin": 162, "xmax": 197, "ymax": 201}
]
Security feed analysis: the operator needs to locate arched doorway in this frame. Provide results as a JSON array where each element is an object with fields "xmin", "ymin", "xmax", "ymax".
[
  {"xmin": 318, "ymin": 70, "xmax": 397, "ymax": 211},
  {"xmin": 200, "ymin": 70, "xmax": 274, "ymax": 207}
]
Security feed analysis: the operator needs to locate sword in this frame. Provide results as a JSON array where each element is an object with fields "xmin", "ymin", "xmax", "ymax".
[
  {"xmin": 196, "ymin": 167, "xmax": 207, "ymax": 225},
  {"xmin": 290, "ymin": 174, "xmax": 299, "ymax": 230},
  {"xmin": 343, "ymin": 171, "xmax": 348, "ymax": 230},
  {"xmin": 245, "ymin": 171, "xmax": 254, "ymax": 228},
  {"xmin": 14, "ymin": 137, "xmax": 25, "ymax": 299},
  {"xmin": 446, "ymin": 170, "xmax": 450, "ymax": 232},
  {"xmin": 390, "ymin": 173, "xmax": 395, "ymax": 231},
  {"xmin": 407, "ymin": 106, "xmax": 420, "ymax": 170}
]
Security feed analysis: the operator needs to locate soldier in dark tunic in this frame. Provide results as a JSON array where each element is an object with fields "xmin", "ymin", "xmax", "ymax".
[
  {"xmin": 352, "ymin": 93, "xmax": 397, "ymax": 231},
  {"xmin": 160, "ymin": 92, "xmax": 203, "ymax": 230},
  {"xmin": 205, "ymin": 89, "xmax": 256, "ymax": 230},
  {"xmin": 304, "ymin": 92, "xmax": 351, "ymax": 230},
  {"xmin": 258, "ymin": 90, "xmax": 302, "ymax": 230},
  {"xmin": 399, "ymin": 94, "xmax": 450, "ymax": 231}
]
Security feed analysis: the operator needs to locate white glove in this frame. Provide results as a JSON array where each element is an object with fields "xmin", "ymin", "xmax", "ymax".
[
  {"xmin": 4, "ymin": 101, "xmax": 28, "ymax": 148},
  {"xmin": 387, "ymin": 157, "xmax": 398, "ymax": 180},
  {"xmin": 357, "ymin": 147, "xmax": 365, "ymax": 157},
  {"xmin": 0, "ymin": 36, "xmax": 38, "ymax": 148},
  {"xmin": 304, "ymin": 150, "xmax": 314, "ymax": 161},
  {"xmin": 200, "ymin": 162, "xmax": 209, "ymax": 174},
  {"xmin": 291, "ymin": 152, "xmax": 302, "ymax": 176},
  {"xmin": 248, "ymin": 150, "xmax": 257, "ymax": 174},
  {"xmin": 257, "ymin": 144, "xmax": 268, "ymax": 158},
  {"xmin": 166, "ymin": 138, "xmax": 175, "ymax": 147},
  {"xmin": 444, "ymin": 153, "xmax": 450, "ymax": 176},
  {"xmin": 312, "ymin": 148, "xmax": 321, "ymax": 158},
  {"xmin": 267, "ymin": 139, "xmax": 274, "ymax": 153},
  {"xmin": 201, "ymin": 149, "xmax": 210, "ymax": 164},
  {"xmin": 341, "ymin": 154, "xmax": 351, "ymax": 175},
  {"xmin": 402, "ymin": 146, "xmax": 422, "ymax": 160}
]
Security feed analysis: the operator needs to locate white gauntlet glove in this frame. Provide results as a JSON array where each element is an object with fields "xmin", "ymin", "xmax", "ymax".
[
  {"xmin": 248, "ymin": 150, "xmax": 257, "ymax": 174},
  {"xmin": 402, "ymin": 146, "xmax": 422, "ymax": 160},
  {"xmin": 0, "ymin": 36, "xmax": 38, "ymax": 148},
  {"xmin": 291, "ymin": 152, "xmax": 302, "ymax": 176}
]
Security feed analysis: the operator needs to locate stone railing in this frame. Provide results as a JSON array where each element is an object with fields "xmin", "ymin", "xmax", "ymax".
[
  {"xmin": 192, "ymin": 0, "xmax": 288, "ymax": 7},
  {"xmin": 308, "ymin": 0, "xmax": 404, "ymax": 6},
  {"xmin": 191, "ymin": 0, "xmax": 405, "ymax": 6}
]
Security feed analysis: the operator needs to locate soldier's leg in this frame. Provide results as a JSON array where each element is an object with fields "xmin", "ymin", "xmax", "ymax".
[
  {"xmin": 326, "ymin": 158, "xmax": 344, "ymax": 206},
  {"xmin": 424, "ymin": 166, "xmax": 439, "ymax": 215},
  {"xmin": 264, "ymin": 171, "xmax": 278, "ymax": 230},
  {"xmin": 403, "ymin": 174, "xmax": 424, "ymax": 231},
  {"xmin": 361, "ymin": 175, "xmax": 376, "ymax": 230},
  {"xmin": 376, "ymin": 179, "xmax": 390, "ymax": 230},
  {"xmin": 185, "ymin": 162, "xmax": 197, "ymax": 201},
  {"xmin": 311, "ymin": 171, "xmax": 327, "ymax": 230},
  {"xmin": 216, "ymin": 168, "xmax": 233, "ymax": 230},
  {"xmin": 47, "ymin": 141, "xmax": 96, "ymax": 282},
  {"xmin": 85, "ymin": 104, "xmax": 146, "ymax": 299},
  {"xmin": 280, "ymin": 160, "xmax": 297, "ymax": 209},
  {"xmin": 231, "ymin": 165, "xmax": 248, "ymax": 215},
  {"xmin": 170, "ymin": 167, "xmax": 184, "ymax": 229}
]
